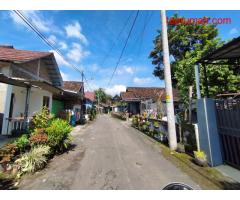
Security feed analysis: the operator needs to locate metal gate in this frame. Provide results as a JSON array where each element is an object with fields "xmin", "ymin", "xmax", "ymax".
[{"xmin": 215, "ymin": 99, "xmax": 240, "ymax": 169}]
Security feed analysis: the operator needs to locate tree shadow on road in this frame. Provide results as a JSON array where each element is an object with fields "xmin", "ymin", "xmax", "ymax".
[{"xmin": 0, "ymin": 173, "xmax": 16, "ymax": 190}]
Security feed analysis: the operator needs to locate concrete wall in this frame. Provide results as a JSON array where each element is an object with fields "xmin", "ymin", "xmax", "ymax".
[
  {"xmin": 12, "ymin": 86, "xmax": 52, "ymax": 117},
  {"xmin": 0, "ymin": 66, "xmax": 13, "ymax": 135},
  {"xmin": 1, "ymin": 85, "xmax": 52, "ymax": 135},
  {"xmin": 197, "ymin": 98, "xmax": 223, "ymax": 166}
]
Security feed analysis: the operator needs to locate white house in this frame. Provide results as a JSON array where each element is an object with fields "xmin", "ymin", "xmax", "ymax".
[{"xmin": 0, "ymin": 45, "xmax": 63, "ymax": 135}]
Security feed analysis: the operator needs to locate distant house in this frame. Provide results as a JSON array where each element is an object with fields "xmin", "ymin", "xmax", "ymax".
[
  {"xmin": 84, "ymin": 91, "xmax": 95, "ymax": 109},
  {"xmin": 120, "ymin": 87, "xmax": 180, "ymax": 116},
  {"xmin": 52, "ymin": 81, "xmax": 84, "ymax": 122},
  {"xmin": 0, "ymin": 45, "xmax": 63, "ymax": 135},
  {"xmin": 111, "ymin": 95, "xmax": 126, "ymax": 112}
]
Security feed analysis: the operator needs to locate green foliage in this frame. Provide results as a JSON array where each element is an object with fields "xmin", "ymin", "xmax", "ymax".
[
  {"xmin": 153, "ymin": 121, "xmax": 159, "ymax": 128},
  {"xmin": 95, "ymin": 88, "xmax": 108, "ymax": 103},
  {"xmin": 14, "ymin": 134, "xmax": 29, "ymax": 152},
  {"xmin": 45, "ymin": 119, "xmax": 72, "ymax": 152},
  {"xmin": 156, "ymin": 113, "xmax": 163, "ymax": 120},
  {"xmin": 115, "ymin": 101, "xmax": 127, "ymax": 107},
  {"xmin": 89, "ymin": 107, "xmax": 97, "ymax": 121},
  {"xmin": 194, "ymin": 151, "xmax": 207, "ymax": 160},
  {"xmin": 131, "ymin": 115, "xmax": 139, "ymax": 127},
  {"xmin": 145, "ymin": 121, "xmax": 151, "ymax": 126},
  {"xmin": 30, "ymin": 107, "xmax": 52, "ymax": 130},
  {"xmin": 149, "ymin": 13, "xmax": 240, "ymax": 105},
  {"xmin": 15, "ymin": 145, "xmax": 50, "ymax": 174}
]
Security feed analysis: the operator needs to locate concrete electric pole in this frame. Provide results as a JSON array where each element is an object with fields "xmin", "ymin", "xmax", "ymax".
[
  {"xmin": 161, "ymin": 10, "xmax": 177, "ymax": 151},
  {"xmin": 80, "ymin": 71, "xmax": 84, "ymax": 124}
]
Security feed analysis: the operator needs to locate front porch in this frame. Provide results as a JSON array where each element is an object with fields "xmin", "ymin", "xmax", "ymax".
[{"xmin": 0, "ymin": 73, "xmax": 62, "ymax": 136}]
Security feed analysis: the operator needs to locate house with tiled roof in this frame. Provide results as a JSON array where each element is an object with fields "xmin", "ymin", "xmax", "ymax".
[
  {"xmin": 52, "ymin": 81, "xmax": 85, "ymax": 123},
  {"xmin": 84, "ymin": 91, "xmax": 95, "ymax": 110},
  {"xmin": 0, "ymin": 45, "xmax": 63, "ymax": 135},
  {"xmin": 120, "ymin": 87, "xmax": 180, "ymax": 115}
]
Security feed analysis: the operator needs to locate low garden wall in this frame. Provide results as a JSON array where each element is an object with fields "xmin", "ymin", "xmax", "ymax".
[
  {"xmin": 111, "ymin": 112, "xmax": 127, "ymax": 121},
  {"xmin": 131, "ymin": 115, "xmax": 197, "ymax": 155}
]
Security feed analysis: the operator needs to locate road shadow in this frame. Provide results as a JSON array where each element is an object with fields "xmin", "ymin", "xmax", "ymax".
[{"xmin": 0, "ymin": 175, "xmax": 16, "ymax": 190}]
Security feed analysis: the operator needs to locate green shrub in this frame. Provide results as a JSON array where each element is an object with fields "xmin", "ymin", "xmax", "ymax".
[
  {"xmin": 153, "ymin": 121, "xmax": 159, "ymax": 128},
  {"xmin": 14, "ymin": 134, "xmax": 29, "ymax": 152},
  {"xmin": 145, "ymin": 121, "xmax": 151, "ymax": 126},
  {"xmin": 15, "ymin": 145, "xmax": 50, "ymax": 175},
  {"xmin": 45, "ymin": 119, "xmax": 72, "ymax": 152},
  {"xmin": 30, "ymin": 107, "xmax": 52, "ymax": 130},
  {"xmin": 89, "ymin": 107, "xmax": 97, "ymax": 120},
  {"xmin": 131, "ymin": 115, "xmax": 139, "ymax": 127}
]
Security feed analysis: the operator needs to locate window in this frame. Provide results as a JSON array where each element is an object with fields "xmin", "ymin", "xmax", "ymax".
[{"xmin": 43, "ymin": 96, "xmax": 50, "ymax": 108}]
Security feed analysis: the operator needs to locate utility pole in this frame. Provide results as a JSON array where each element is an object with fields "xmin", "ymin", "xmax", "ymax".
[
  {"xmin": 161, "ymin": 10, "xmax": 177, "ymax": 151},
  {"xmin": 97, "ymin": 91, "xmax": 100, "ymax": 114},
  {"xmin": 80, "ymin": 71, "xmax": 84, "ymax": 124}
]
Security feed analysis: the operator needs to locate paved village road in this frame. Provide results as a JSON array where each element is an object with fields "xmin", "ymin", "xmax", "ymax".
[{"xmin": 19, "ymin": 114, "xmax": 200, "ymax": 189}]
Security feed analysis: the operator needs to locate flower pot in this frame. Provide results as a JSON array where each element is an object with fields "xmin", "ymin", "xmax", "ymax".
[
  {"xmin": 194, "ymin": 157, "xmax": 208, "ymax": 167},
  {"xmin": 177, "ymin": 143, "xmax": 185, "ymax": 153}
]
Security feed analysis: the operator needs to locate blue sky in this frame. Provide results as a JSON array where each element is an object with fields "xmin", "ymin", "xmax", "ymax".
[{"xmin": 0, "ymin": 10, "xmax": 239, "ymax": 95}]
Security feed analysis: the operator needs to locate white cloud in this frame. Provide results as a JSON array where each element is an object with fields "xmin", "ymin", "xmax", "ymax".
[
  {"xmin": 229, "ymin": 28, "xmax": 238, "ymax": 35},
  {"xmin": 116, "ymin": 65, "xmax": 134, "ymax": 75},
  {"xmin": 50, "ymin": 50, "xmax": 70, "ymax": 67},
  {"xmin": 65, "ymin": 21, "xmax": 88, "ymax": 45},
  {"xmin": 105, "ymin": 85, "xmax": 126, "ymax": 96},
  {"xmin": 48, "ymin": 35, "xmax": 57, "ymax": 44},
  {"xmin": 9, "ymin": 11, "xmax": 53, "ymax": 33},
  {"xmin": 47, "ymin": 35, "xmax": 68, "ymax": 51},
  {"xmin": 59, "ymin": 41, "xmax": 68, "ymax": 50},
  {"xmin": 67, "ymin": 43, "xmax": 90, "ymax": 63},
  {"xmin": 133, "ymin": 77, "xmax": 152, "ymax": 85},
  {"xmin": 60, "ymin": 71, "xmax": 70, "ymax": 81}
]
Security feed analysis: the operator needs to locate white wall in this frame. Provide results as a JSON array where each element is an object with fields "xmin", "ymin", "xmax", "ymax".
[
  {"xmin": 0, "ymin": 66, "xmax": 13, "ymax": 135},
  {"xmin": 12, "ymin": 86, "xmax": 52, "ymax": 118},
  {"xmin": 1, "ymin": 86, "xmax": 53, "ymax": 135}
]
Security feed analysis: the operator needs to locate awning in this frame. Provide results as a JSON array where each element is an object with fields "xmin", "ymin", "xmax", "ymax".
[
  {"xmin": 196, "ymin": 36, "xmax": 240, "ymax": 98},
  {"xmin": 198, "ymin": 36, "xmax": 240, "ymax": 64},
  {"xmin": 0, "ymin": 73, "xmax": 63, "ymax": 94},
  {"xmin": 0, "ymin": 73, "xmax": 27, "ymax": 87}
]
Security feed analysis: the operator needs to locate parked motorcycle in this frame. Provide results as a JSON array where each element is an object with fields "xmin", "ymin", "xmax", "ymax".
[{"xmin": 162, "ymin": 182, "xmax": 193, "ymax": 190}]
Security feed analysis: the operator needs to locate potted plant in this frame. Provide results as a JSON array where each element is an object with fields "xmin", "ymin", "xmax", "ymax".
[
  {"xmin": 153, "ymin": 121, "xmax": 159, "ymax": 137},
  {"xmin": 149, "ymin": 129, "xmax": 154, "ymax": 137},
  {"xmin": 193, "ymin": 151, "xmax": 208, "ymax": 167},
  {"xmin": 145, "ymin": 121, "xmax": 151, "ymax": 133}
]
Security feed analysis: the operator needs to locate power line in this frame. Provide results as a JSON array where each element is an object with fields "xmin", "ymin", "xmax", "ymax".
[
  {"xmin": 100, "ymin": 11, "xmax": 134, "ymax": 67},
  {"xmin": 13, "ymin": 10, "xmax": 92, "ymax": 90},
  {"xmin": 130, "ymin": 11, "xmax": 154, "ymax": 77},
  {"xmin": 136, "ymin": 11, "xmax": 154, "ymax": 55},
  {"xmin": 107, "ymin": 10, "xmax": 139, "ymax": 86}
]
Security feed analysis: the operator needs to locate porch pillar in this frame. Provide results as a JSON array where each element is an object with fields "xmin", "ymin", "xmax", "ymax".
[{"xmin": 23, "ymin": 85, "xmax": 31, "ymax": 130}]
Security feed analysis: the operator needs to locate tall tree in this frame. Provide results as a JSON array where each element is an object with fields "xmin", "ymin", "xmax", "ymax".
[
  {"xmin": 149, "ymin": 14, "xmax": 240, "ymax": 105},
  {"xmin": 95, "ymin": 88, "xmax": 112, "ymax": 104}
]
